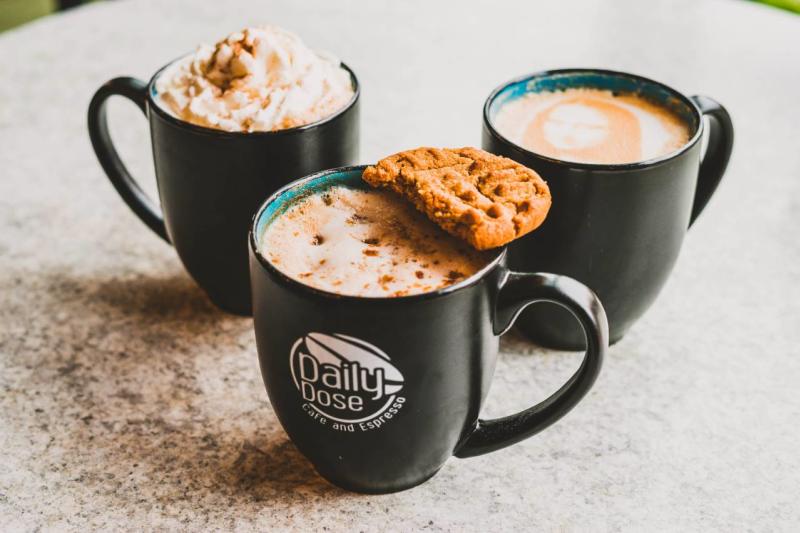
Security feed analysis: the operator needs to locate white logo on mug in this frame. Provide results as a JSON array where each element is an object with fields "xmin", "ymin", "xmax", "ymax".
[{"xmin": 290, "ymin": 333, "xmax": 406, "ymax": 431}]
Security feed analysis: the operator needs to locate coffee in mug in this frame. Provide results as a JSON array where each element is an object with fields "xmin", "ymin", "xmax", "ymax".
[
  {"xmin": 493, "ymin": 88, "xmax": 690, "ymax": 164},
  {"xmin": 260, "ymin": 186, "xmax": 492, "ymax": 297}
]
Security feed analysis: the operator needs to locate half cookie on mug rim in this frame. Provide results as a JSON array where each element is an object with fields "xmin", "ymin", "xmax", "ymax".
[{"xmin": 362, "ymin": 147, "xmax": 551, "ymax": 250}]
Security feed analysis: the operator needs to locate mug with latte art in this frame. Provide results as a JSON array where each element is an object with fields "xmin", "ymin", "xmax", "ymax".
[{"xmin": 483, "ymin": 69, "xmax": 733, "ymax": 349}]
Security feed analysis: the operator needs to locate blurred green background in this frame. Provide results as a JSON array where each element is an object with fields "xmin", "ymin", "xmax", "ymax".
[
  {"xmin": 1, "ymin": 0, "xmax": 798, "ymax": 32},
  {"xmin": 2, "ymin": 0, "xmax": 54, "ymax": 31},
  {"xmin": 1, "ymin": 0, "xmax": 79, "ymax": 31},
  {"xmin": 757, "ymin": 0, "xmax": 800, "ymax": 10}
]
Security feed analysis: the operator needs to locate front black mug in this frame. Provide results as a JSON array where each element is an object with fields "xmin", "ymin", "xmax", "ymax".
[
  {"xmin": 483, "ymin": 69, "xmax": 733, "ymax": 349},
  {"xmin": 87, "ymin": 57, "xmax": 360, "ymax": 315},
  {"xmin": 249, "ymin": 166, "xmax": 608, "ymax": 493}
]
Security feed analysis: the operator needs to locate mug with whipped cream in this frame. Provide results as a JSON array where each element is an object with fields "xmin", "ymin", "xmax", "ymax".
[{"xmin": 88, "ymin": 26, "xmax": 360, "ymax": 315}]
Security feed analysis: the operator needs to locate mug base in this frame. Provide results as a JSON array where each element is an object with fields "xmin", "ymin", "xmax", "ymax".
[{"xmin": 313, "ymin": 465, "xmax": 442, "ymax": 494}]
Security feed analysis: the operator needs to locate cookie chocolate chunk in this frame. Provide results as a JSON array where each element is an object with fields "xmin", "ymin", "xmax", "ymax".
[{"xmin": 362, "ymin": 147, "xmax": 551, "ymax": 250}]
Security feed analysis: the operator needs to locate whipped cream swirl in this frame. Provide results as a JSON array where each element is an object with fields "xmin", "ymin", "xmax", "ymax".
[{"xmin": 155, "ymin": 26, "xmax": 355, "ymax": 132}]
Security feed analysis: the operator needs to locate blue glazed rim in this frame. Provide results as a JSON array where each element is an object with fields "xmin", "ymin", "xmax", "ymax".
[
  {"xmin": 146, "ymin": 54, "xmax": 360, "ymax": 138},
  {"xmin": 249, "ymin": 165, "xmax": 506, "ymax": 303},
  {"xmin": 483, "ymin": 68, "xmax": 704, "ymax": 171}
]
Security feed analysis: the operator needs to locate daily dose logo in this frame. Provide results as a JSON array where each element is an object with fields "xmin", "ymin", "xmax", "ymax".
[{"xmin": 290, "ymin": 333, "xmax": 406, "ymax": 432}]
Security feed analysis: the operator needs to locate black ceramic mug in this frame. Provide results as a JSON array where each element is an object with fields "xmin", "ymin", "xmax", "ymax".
[
  {"xmin": 88, "ymin": 58, "xmax": 360, "ymax": 315},
  {"xmin": 248, "ymin": 166, "xmax": 608, "ymax": 493},
  {"xmin": 483, "ymin": 69, "xmax": 733, "ymax": 349}
]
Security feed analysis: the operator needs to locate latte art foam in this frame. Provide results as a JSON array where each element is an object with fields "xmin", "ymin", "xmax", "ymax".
[
  {"xmin": 260, "ymin": 187, "xmax": 491, "ymax": 297},
  {"xmin": 494, "ymin": 88, "xmax": 690, "ymax": 164}
]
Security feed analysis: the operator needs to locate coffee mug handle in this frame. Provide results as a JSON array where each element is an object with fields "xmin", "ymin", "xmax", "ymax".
[
  {"xmin": 454, "ymin": 270, "xmax": 607, "ymax": 458},
  {"xmin": 87, "ymin": 77, "xmax": 169, "ymax": 242},
  {"xmin": 688, "ymin": 95, "xmax": 733, "ymax": 227}
]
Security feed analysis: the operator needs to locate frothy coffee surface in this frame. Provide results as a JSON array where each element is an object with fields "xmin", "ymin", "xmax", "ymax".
[
  {"xmin": 155, "ymin": 26, "xmax": 354, "ymax": 132},
  {"xmin": 494, "ymin": 88, "xmax": 690, "ymax": 164},
  {"xmin": 260, "ymin": 187, "xmax": 492, "ymax": 297}
]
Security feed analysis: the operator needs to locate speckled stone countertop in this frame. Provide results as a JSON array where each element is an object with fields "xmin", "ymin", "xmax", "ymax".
[{"xmin": 1, "ymin": 0, "xmax": 799, "ymax": 530}]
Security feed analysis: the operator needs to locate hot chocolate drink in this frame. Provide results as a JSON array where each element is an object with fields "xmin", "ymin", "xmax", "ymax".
[
  {"xmin": 260, "ymin": 186, "xmax": 492, "ymax": 297},
  {"xmin": 493, "ymin": 88, "xmax": 690, "ymax": 164}
]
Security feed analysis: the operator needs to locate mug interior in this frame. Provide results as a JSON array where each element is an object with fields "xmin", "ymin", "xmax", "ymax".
[
  {"xmin": 486, "ymin": 69, "xmax": 701, "ymax": 163},
  {"xmin": 250, "ymin": 167, "xmax": 505, "ymax": 301},
  {"xmin": 254, "ymin": 167, "xmax": 370, "ymax": 239}
]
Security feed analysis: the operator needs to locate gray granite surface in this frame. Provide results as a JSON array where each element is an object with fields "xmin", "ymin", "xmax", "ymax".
[{"xmin": 1, "ymin": 0, "xmax": 799, "ymax": 530}]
